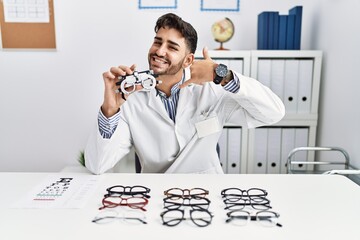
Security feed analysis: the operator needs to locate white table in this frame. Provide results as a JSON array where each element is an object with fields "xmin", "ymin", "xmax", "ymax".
[{"xmin": 0, "ymin": 172, "xmax": 359, "ymax": 240}]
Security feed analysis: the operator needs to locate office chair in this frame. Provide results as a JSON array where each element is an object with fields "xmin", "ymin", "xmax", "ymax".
[{"xmin": 135, "ymin": 144, "xmax": 221, "ymax": 173}]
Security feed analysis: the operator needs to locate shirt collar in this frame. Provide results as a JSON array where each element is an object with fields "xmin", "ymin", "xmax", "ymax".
[{"xmin": 156, "ymin": 70, "xmax": 186, "ymax": 98}]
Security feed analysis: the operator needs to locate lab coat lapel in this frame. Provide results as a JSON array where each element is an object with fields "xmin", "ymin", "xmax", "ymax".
[
  {"xmin": 147, "ymin": 89, "xmax": 174, "ymax": 125},
  {"xmin": 176, "ymin": 85, "xmax": 196, "ymax": 120}
]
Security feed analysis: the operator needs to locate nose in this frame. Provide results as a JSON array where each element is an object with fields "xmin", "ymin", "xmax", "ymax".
[{"xmin": 155, "ymin": 43, "xmax": 166, "ymax": 57}]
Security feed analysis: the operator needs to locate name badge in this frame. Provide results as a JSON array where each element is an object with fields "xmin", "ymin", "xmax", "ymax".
[{"xmin": 195, "ymin": 116, "xmax": 221, "ymax": 138}]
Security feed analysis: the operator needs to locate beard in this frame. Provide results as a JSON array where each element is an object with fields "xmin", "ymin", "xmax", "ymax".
[{"xmin": 148, "ymin": 53, "xmax": 184, "ymax": 76}]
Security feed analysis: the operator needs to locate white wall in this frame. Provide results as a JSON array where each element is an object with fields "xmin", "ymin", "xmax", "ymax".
[
  {"xmin": 0, "ymin": 0, "xmax": 359, "ymax": 172},
  {"xmin": 314, "ymin": 0, "xmax": 360, "ymax": 168}
]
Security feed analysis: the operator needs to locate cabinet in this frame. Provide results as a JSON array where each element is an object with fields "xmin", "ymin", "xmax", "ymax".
[{"xmin": 195, "ymin": 50, "xmax": 322, "ymax": 174}]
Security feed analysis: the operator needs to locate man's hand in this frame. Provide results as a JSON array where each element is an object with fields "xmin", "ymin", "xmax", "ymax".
[
  {"xmin": 101, "ymin": 64, "xmax": 137, "ymax": 118},
  {"xmin": 179, "ymin": 47, "xmax": 217, "ymax": 88}
]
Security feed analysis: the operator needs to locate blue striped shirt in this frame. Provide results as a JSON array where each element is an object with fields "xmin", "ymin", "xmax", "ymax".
[{"xmin": 98, "ymin": 74, "xmax": 240, "ymax": 139}]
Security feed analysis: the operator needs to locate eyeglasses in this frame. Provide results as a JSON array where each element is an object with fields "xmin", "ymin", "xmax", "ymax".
[
  {"xmin": 92, "ymin": 209, "xmax": 147, "ymax": 225},
  {"xmin": 226, "ymin": 210, "xmax": 282, "ymax": 227},
  {"xmin": 160, "ymin": 208, "xmax": 213, "ymax": 227},
  {"xmin": 224, "ymin": 196, "xmax": 271, "ymax": 210},
  {"xmin": 99, "ymin": 195, "xmax": 149, "ymax": 211},
  {"xmin": 164, "ymin": 187, "xmax": 209, "ymax": 199},
  {"xmin": 106, "ymin": 185, "xmax": 151, "ymax": 198},
  {"xmin": 221, "ymin": 188, "xmax": 267, "ymax": 201},
  {"xmin": 163, "ymin": 196, "xmax": 211, "ymax": 210}
]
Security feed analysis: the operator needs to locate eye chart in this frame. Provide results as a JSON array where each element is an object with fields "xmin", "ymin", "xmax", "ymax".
[{"xmin": 12, "ymin": 175, "xmax": 100, "ymax": 209}]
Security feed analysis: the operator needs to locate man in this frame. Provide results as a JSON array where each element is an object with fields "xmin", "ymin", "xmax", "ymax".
[{"xmin": 85, "ymin": 13, "xmax": 285, "ymax": 174}]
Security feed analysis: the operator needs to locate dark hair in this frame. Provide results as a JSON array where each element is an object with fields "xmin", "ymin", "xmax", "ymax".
[{"xmin": 154, "ymin": 13, "xmax": 198, "ymax": 54}]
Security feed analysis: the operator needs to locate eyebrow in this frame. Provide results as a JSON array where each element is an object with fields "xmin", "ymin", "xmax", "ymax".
[{"xmin": 154, "ymin": 37, "xmax": 180, "ymax": 48}]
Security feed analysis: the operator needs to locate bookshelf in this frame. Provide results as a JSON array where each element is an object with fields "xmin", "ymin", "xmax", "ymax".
[{"xmin": 195, "ymin": 50, "xmax": 322, "ymax": 174}]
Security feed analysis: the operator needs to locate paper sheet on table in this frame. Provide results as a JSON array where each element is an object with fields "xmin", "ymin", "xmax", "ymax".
[{"xmin": 11, "ymin": 174, "xmax": 100, "ymax": 209}]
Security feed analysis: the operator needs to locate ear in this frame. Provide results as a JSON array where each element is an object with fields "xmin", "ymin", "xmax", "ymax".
[{"xmin": 182, "ymin": 53, "xmax": 194, "ymax": 68}]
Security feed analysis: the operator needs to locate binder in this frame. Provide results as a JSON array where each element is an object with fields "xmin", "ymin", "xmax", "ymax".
[
  {"xmin": 280, "ymin": 128, "xmax": 295, "ymax": 173},
  {"xmin": 297, "ymin": 60, "xmax": 313, "ymax": 113},
  {"xmin": 257, "ymin": 12, "xmax": 269, "ymax": 49},
  {"xmin": 227, "ymin": 128, "xmax": 242, "ymax": 174},
  {"xmin": 253, "ymin": 128, "xmax": 268, "ymax": 174},
  {"xmin": 270, "ymin": 59, "xmax": 285, "ymax": 101},
  {"xmin": 269, "ymin": 12, "xmax": 280, "ymax": 49},
  {"xmin": 229, "ymin": 59, "xmax": 244, "ymax": 75},
  {"xmin": 286, "ymin": 14, "xmax": 295, "ymax": 49},
  {"xmin": 284, "ymin": 60, "xmax": 299, "ymax": 113},
  {"xmin": 266, "ymin": 128, "xmax": 282, "ymax": 174},
  {"xmin": 293, "ymin": 128, "xmax": 309, "ymax": 171},
  {"xmin": 218, "ymin": 128, "xmax": 228, "ymax": 172},
  {"xmin": 289, "ymin": 6, "xmax": 303, "ymax": 50},
  {"xmin": 278, "ymin": 15, "xmax": 288, "ymax": 50},
  {"xmin": 257, "ymin": 59, "xmax": 272, "ymax": 88}
]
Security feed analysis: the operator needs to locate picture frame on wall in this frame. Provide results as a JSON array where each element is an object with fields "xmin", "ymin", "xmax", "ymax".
[
  {"xmin": 138, "ymin": 0, "xmax": 178, "ymax": 9},
  {"xmin": 201, "ymin": 0, "xmax": 240, "ymax": 12}
]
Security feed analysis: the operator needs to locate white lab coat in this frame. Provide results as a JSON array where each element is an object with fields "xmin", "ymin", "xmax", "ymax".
[{"xmin": 85, "ymin": 72, "xmax": 285, "ymax": 174}]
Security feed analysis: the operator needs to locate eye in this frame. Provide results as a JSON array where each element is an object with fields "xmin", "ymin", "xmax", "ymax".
[{"xmin": 169, "ymin": 45, "xmax": 179, "ymax": 51}]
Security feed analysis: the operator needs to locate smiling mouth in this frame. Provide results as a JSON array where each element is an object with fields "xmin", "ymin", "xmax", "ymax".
[{"xmin": 152, "ymin": 55, "xmax": 168, "ymax": 65}]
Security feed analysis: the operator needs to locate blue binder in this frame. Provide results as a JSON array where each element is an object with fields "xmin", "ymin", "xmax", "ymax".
[
  {"xmin": 286, "ymin": 14, "xmax": 295, "ymax": 50},
  {"xmin": 272, "ymin": 12, "xmax": 280, "ymax": 49},
  {"xmin": 289, "ymin": 6, "xmax": 303, "ymax": 50},
  {"xmin": 278, "ymin": 15, "xmax": 288, "ymax": 50},
  {"xmin": 257, "ymin": 12, "xmax": 269, "ymax": 49}
]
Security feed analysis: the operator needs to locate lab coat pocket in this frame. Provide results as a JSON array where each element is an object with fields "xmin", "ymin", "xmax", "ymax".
[{"xmin": 191, "ymin": 113, "xmax": 221, "ymax": 138}]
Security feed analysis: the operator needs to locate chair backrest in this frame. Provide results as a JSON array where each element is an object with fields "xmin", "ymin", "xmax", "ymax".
[{"xmin": 286, "ymin": 146, "xmax": 351, "ymax": 174}]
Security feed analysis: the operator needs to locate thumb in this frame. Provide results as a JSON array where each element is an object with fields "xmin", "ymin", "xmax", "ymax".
[
  {"xmin": 202, "ymin": 46, "xmax": 211, "ymax": 60},
  {"xmin": 130, "ymin": 64, "xmax": 137, "ymax": 71}
]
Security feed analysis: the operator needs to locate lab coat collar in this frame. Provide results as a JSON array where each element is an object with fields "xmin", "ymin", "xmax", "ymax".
[
  {"xmin": 148, "ymin": 70, "xmax": 194, "ymax": 125},
  {"xmin": 148, "ymin": 89, "xmax": 174, "ymax": 125}
]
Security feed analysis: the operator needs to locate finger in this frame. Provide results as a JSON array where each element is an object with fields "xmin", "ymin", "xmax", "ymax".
[
  {"xmin": 130, "ymin": 64, "xmax": 137, "ymax": 71},
  {"xmin": 202, "ymin": 46, "xmax": 211, "ymax": 60},
  {"xmin": 103, "ymin": 71, "xmax": 116, "ymax": 80},
  {"xmin": 110, "ymin": 66, "xmax": 127, "ymax": 77},
  {"xmin": 118, "ymin": 65, "xmax": 135, "ymax": 76}
]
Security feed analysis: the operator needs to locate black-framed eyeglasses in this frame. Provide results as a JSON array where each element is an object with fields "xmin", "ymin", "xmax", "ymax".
[
  {"xmin": 99, "ymin": 195, "xmax": 149, "ymax": 211},
  {"xmin": 106, "ymin": 185, "xmax": 151, "ymax": 198},
  {"xmin": 221, "ymin": 188, "xmax": 267, "ymax": 201},
  {"xmin": 92, "ymin": 209, "xmax": 147, "ymax": 225},
  {"xmin": 160, "ymin": 208, "xmax": 214, "ymax": 227},
  {"xmin": 226, "ymin": 210, "xmax": 282, "ymax": 227},
  {"xmin": 224, "ymin": 196, "xmax": 271, "ymax": 210},
  {"xmin": 163, "ymin": 196, "xmax": 211, "ymax": 210},
  {"xmin": 164, "ymin": 187, "xmax": 209, "ymax": 199}
]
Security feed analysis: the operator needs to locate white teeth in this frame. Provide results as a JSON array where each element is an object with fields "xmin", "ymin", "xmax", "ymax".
[{"xmin": 154, "ymin": 58, "xmax": 167, "ymax": 64}]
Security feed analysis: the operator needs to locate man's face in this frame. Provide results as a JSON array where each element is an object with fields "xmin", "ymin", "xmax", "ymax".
[{"xmin": 148, "ymin": 27, "xmax": 189, "ymax": 76}]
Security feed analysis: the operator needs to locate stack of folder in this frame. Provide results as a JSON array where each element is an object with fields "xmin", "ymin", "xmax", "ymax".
[{"xmin": 257, "ymin": 6, "xmax": 303, "ymax": 50}]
